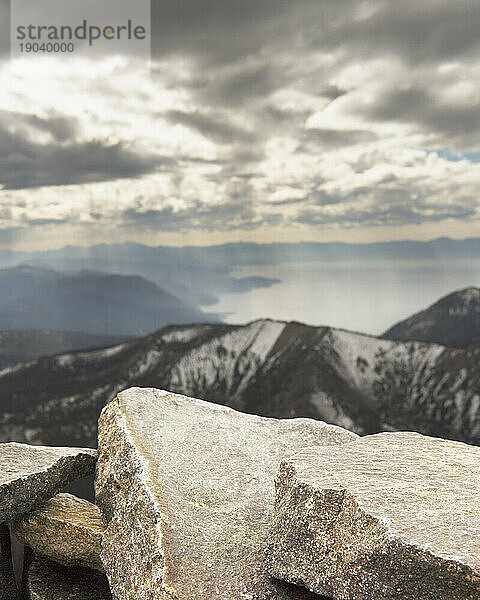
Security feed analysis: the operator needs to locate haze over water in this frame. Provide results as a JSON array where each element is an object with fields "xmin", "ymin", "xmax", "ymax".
[{"xmin": 213, "ymin": 259, "xmax": 480, "ymax": 335}]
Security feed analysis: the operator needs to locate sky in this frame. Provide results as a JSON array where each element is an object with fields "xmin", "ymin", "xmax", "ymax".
[{"xmin": 1, "ymin": 0, "xmax": 480, "ymax": 250}]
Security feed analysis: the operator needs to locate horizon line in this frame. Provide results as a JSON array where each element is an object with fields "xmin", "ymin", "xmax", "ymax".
[{"xmin": 2, "ymin": 234, "xmax": 480, "ymax": 254}]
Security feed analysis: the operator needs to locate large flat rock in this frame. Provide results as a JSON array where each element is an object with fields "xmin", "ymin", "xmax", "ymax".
[
  {"xmin": 26, "ymin": 554, "xmax": 111, "ymax": 600},
  {"xmin": 95, "ymin": 387, "xmax": 356, "ymax": 600},
  {"xmin": 0, "ymin": 443, "xmax": 96, "ymax": 522},
  {"xmin": 266, "ymin": 432, "xmax": 480, "ymax": 600},
  {"xmin": 14, "ymin": 493, "xmax": 103, "ymax": 572}
]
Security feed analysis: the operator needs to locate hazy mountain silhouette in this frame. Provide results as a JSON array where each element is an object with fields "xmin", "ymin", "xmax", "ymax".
[
  {"xmin": 2, "ymin": 237, "xmax": 479, "ymax": 307},
  {"xmin": 0, "ymin": 265, "xmax": 217, "ymax": 336}
]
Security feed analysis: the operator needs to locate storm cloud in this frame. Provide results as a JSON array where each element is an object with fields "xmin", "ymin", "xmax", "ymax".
[{"xmin": 0, "ymin": 115, "xmax": 163, "ymax": 189}]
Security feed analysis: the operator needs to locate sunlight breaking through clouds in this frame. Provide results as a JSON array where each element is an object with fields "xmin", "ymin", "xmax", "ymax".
[{"xmin": 1, "ymin": 0, "xmax": 480, "ymax": 248}]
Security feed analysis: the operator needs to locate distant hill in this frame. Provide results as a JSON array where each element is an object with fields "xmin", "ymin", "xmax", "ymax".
[
  {"xmin": 5, "ymin": 237, "xmax": 480, "ymax": 270},
  {"xmin": 0, "ymin": 244, "xmax": 282, "ymax": 307},
  {"xmin": 2, "ymin": 238, "xmax": 480, "ymax": 307},
  {"xmin": 0, "ymin": 330, "xmax": 129, "ymax": 369},
  {"xmin": 383, "ymin": 287, "xmax": 480, "ymax": 347},
  {"xmin": 0, "ymin": 265, "xmax": 217, "ymax": 336},
  {"xmin": 0, "ymin": 320, "xmax": 478, "ymax": 448}
]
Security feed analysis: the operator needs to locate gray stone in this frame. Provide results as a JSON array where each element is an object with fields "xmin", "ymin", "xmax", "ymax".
[
  {"xmin": 14, "ymin": 493, "xmax": 103, "ymax": 572},
  {"xmin": 0, "ymin": 443, "xmax": 97, "ymax": 522},
  {"xmin": 95, "ymin": 387, "xmax": 356, "ymax": 600},
  {"xmin": 266, "ymin": 432, "xmax": 480, "ymax": 600},
  {"xmin": 26, "ymin": 554, "xmax": 111, "ymax": 600}
]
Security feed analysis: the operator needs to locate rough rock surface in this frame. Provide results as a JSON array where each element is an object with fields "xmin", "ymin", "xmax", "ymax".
[
  {"xmin": 14, "ymin": 493, "xmax": 103, "ymax": 572},
  {"xmin": 0, "ymin": 443, "xmax": 96, "ymax": 522},
  {"xmin": 95, "ymin": 387, "xmax": 357, "ymax": 600},
  {"xmin": 26, "ymin": 554, "xmax": 111, "ymax": 600},
  {"xmin": 0, "ymin": 522, "xmax": 16, "ymax": 600},
  {"xmin": 266, "ymin": 432, "xmax": 480, "ymax": 600}
]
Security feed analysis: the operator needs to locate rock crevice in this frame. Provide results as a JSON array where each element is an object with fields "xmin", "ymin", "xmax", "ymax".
[
  {"xmin": 2, "ymin": 389, "xmax": 478, "ymax": 600},
  {"xmin": 0, "ymin": 443, "xmax": 97, "ymax": 523},
  {"xmin": 14, "ymin": 493, "xmax": 104, "ymax": 572},
  {"xmin": 95, "ymin": 387, "xmax": 356, "ymax": 600}
]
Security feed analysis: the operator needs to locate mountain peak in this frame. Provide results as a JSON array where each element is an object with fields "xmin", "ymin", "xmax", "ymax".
[
  {"xmin": 384, "ymin": 286, "xmax": 480, "ymax": 347},
  {"xmin": 454, "ymin": 287, "xmax": 480, "ymax": 302},
  {"xmin": 0, "ymin": 266, "xmax": 214, "ymax": 337},
  {"xmin": 1, "ymin": 318, "xmax": 479, "ymax": 450}
]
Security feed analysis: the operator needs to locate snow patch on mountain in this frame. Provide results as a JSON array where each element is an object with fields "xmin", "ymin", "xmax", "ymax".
[
  {"xmin": 0, "ymin": 361, "xmax": 35, "ymax": 377},
  {"xmin": 1, "ymin": 319, "xmax": 479, "ymax": 447},
  {"xmin": 54, "ymin": 343, "xmax": 128, "ymax": 368},
  {"xmin": 310, "ymin": 391, "xmax": 357, "ymax": 431},
  {"xmin": 457, "ymin": 288, "xmax": 480, "ymax": 304},
  {"xmin": 168, "ymin": 320, "xmax": 285, "ymax": 398},
  {"xmin": 161, "ymin": 326, "xmax": 209, "ymax": 345},
  {"xmin": 324, "ymin": 329, "xmax": 391, "ymax": 390},
  {"xmin": 129, "ymin": 349, "xmax": 164, "ymax": 378}
]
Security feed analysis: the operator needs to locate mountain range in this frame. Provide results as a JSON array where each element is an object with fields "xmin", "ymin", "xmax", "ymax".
[
  {"xmin": 0, "ymin": 318, "xmax": 478, "ymax": 448},
  {"xmin": 0, "ymin": 265, "xmax": 216, "ymax": 336},
  {"xmin": 0, "ymin": 243, "xmax": 283, "ymax": 307},
  {"xmin": 1, "ymin": 237, "xmax": 479, "ymax": 307},
  {"xmin": 4, "ymin": 237, "xmax": 480, "ymax": 269}
]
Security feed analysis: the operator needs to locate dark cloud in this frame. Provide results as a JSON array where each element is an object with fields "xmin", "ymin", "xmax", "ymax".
[
  {"xmin": 25, "ymin": 217, "xmax": 70, "ymax": 226},
  {"xmin": 0, "ymin": 0, "xmax": 9, "ymax": 57},
  {"xmin": 150, "ymin": 0, "xmax": 339, "ymax": 65},
  {"xmin": 121, "ymin": 199, "xmax": 267, "ymax": 233},
  {"xmin": 150, "ymin": 0, "xmax": 480, "ymax": 70},
  {"xmin": 304, "ymin": 128, "xmax": 377, "ymax": 148},
  {"xmin": 0, "ymin": 111, "xmax": 79, "ymax": 143},
  {"xmin": 229, "ymin": 145, "xmax": 265, "ymax": 167},
  {"xmin": 200, "ymin": 63, "xmax": 280, "ymax": 107},
  {"xmin": 275, "ymin": 169, "xmax": 480, "ymax": 228},
  {"xmin": 297, "ymin": 203, "xmax": 476, "ymax": 228},
  {"xmin": 359, "ymin": 87, "xmax": 480, "ymax": 149},
  {"xmin": 23, "ymin": 114, "xmax": 78, "ymax": 142},
  {"xmin": 322, "ymin": 1, "xmax": 480, "ymax": 65},
  {"xmin": 165, "ymin": 110, "xmax": 256, "ymax": 144},
  {"xmin": 362, "ymin": 88, "xmax": 432, "ymax": 122},
  {"xmin": 0, "ymin": 118, "xmax": 165, "ymax": 189},
  {"xmin": 321, "ymin": 86, "xmax": 347, "ymax": 101},
  {"xmin": 4, "ymin": 0, "xmax": 477, "ymax": 72}
]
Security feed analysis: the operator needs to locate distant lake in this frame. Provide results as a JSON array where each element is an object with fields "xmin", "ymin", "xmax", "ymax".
[{"xmin": 212, "ymin": 259, "xmax": 480, "ymax": 335}]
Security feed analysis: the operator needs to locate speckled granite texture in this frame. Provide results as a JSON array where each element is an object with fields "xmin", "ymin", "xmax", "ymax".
[
  {"xmin": 14, "ymin": 493, "xmax": 103, "ymax": 572},
  {"xmin": 0, "ymin": 443, "xmax": 96, "ymax": 522},
  {"xmin": 95, "ymin": 387, "xmax": 356, "ymax": 600},
  {"xmin": 266, "ymin": 432, "xmax": 480, "ymax": 600}
]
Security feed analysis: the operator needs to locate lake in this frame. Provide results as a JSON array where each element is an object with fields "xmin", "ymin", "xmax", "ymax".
[{"xmin": 213, "ymin": 259, "xmax": 480, "ymax": 335}]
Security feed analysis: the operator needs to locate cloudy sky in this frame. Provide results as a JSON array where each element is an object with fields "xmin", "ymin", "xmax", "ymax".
[{"xmin": 1, "ymin": 0, "xmax": 480, "ymax": 250}]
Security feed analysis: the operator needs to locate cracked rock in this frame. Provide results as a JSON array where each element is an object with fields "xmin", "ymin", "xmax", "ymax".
[
  {"xmin": 0, "ymin": 443, "xmax": 97, "ymax": 522},
  {"xmin": 14, "ymin": 493, "xmax": 103, "ymax": 572},
  {"xmin": 95, "ymin": 387, "xmax": 356, "ymax": 600},
  {"xmin": 266, "ymin": 432, "xmax": 480, "ymax": 600}
]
